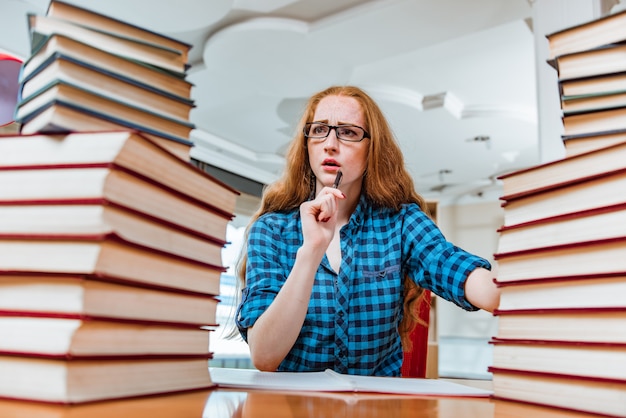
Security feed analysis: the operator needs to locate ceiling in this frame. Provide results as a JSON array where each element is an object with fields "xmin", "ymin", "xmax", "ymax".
[{"xmin": 0, "ymin": 0, "xmax": 542, "ymax": 209}]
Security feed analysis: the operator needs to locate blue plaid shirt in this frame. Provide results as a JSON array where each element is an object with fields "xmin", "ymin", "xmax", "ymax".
[{"xmin": 235, "ymin": 195, "xmax": 490, "ymax": 376}]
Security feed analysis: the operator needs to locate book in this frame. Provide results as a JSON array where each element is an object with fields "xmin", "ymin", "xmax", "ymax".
[
  {"xmin": 500, "ymin": 168, "xmax": 626, "ymax": 227},
  {"xmin": 0, "ymin": 316, "xmax": 211, "ymax": 357},
  {"xmin": 15, "ymin": 81, "xmax": 195, "ymax": 143},
  {"xmin": 496, "ymin": 275, "xmax": 626, "ymax": 312},
  {"xmin": 17, "ymin": 100, "xmax": 192, "ymax": 160},
  {"xmin": 559, "ymin": 71, "xmax": 626, "ymax": 98},
  {"xmin": 0, "ymin": 166, "xmax": 231, "ymax": 244},
  {"xmin": 0, "ymin": 273, "xmax": 218, "ymax": 327},
  {"xmin": 0, "ymin": 131, "xmax": 239, "ymax": 218},
  {"xmin": 498, "ymin": 140, "xmax": 626, "ymax": 199},
  {"xmin": 489, "ymin": 367, "xmax": 626, "ymax": 418},
  {"xmin": 0, "ymin": 233, "xmax": 224, "ymax": 295},
  {"xmin": 21, "ymin": 34, "xmax": 193, "ymax": 99},
  {"xmin": 0, "ymin": 355, "xmax": 214, "ymax": 403},
  {"xmin": 545, "ymin": 8, "xmax": 626, "ymax": 59},
  {"xmin": 494, "ymin": 238, "xmax": 626, "ymax": 284},
  {"xmin": 28, "ymin": 14, "xmax": 186, "ymax": 74},
  {"xmin": 493, "ymin": 11, "xmax": 626, "ymax": 417},
  {"xmin": 562, "ymin": 129, "xmax": 626, "ymax": 157},
  {"xmin": 561, "ymin": 105, "xmax": 626, "ymax": 137},
  {"xmin": 491, "ymin": 339, "xmax": 626, "ymax": 382},
  {"xmin": 496, "ymin": 203, "xmax": 626, "ymax": 254},
  {"xmin": 45, "ymin": 0, "xmax": 191, "ymax": 65},
  {"xmin": 0, "ymin": 202, "xmax": 225, "ymax": 264},
  {"xmin": 561, "ymin": 89, "xmax": 626, "ymax": 114},
  {"xmin": 20, "ymin": 53, "xmax": 195, "ymax": 122},
  {"xmin": 208, "ymin": 367, "xmax": 492, "ymax": 397},
  {"xmin": 549, "ymin": 43, "xmax": 626, "ymax": 81},
  {"xmin": 495, "ymin": 309, "xmax": 626, "ymax": 343}
]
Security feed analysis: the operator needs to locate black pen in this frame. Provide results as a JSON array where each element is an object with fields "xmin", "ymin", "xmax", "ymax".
[{"xmin": 332, "ymin": 170, "xmax": 343, "ymax": 188}]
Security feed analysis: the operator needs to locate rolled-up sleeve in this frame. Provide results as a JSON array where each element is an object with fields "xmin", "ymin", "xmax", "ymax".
[
  {"xmin": 235, "ymin": 214, "xmax": 294, "ymax": 341},
  {"xmin": 400, "ymin": 206, "xmax": 491, "ymax": 311}
]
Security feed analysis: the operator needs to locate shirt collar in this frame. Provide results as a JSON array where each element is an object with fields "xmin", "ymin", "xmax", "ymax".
[{"xmin": 348, "ymin": 194, "xmax": 369, "ymax": 228}]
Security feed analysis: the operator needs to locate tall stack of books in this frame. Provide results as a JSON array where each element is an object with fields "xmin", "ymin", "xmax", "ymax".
[
  {"xmin": 488, "ymin": 9, "xmax": 626, "ymax": 418},
  {"xmin": 15, "ymin": 0, "xmax": 196, "ymax": 161},
  {"xmin": 0, "ymin": 1, "xmax": 240, "ymax": 404}
]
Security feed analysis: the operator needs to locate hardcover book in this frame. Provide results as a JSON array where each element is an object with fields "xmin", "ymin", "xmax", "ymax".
[
  {"xmin": 0, "ymin": 355, "xmax": 214, "ymax": 404},
  {"xmin": 15, "ymin": 82, "xmax": 195, "ymax": 143},
  {"xmin": 498, "ymin": 140, "xmax": 626, "ymax": 199},
  {"xmin": 0, "ymin": 274, "xmax": 219, "ymax": 326},
  {"xmin": 546, "ymin": 8, "xmax": 626, "ymax": 59},
  {"xmin": 0, "ymin": 233, "xmax": 224, "ymax": 296},
  {"xmin": 495, "ymin": 309, "xmax": 626, "ymax": 343},
  {"xmin": 20, "ymin": 53, "xmax": 195, "ymax": 123},
  {"xmin": 496, "ymin": 275, "xmax": 626, "ymax": 312},
  {"xmin": 28, "ymin": 14, "xmax": 187, "ymax": 74},
  {"xmin": 21, "ymin": 33, "xmax": 193, "ymax": 99},
  {"xmin": 0, "ymin": 316, "xmax": 212, "ymax": 357},
  {"xmin": 0, "ymin": 131, "xmax": 239, "ymax": 218},
  {"xmin": 549, "ymin": 43, "xmax": 626, "ymax": 81},
  {"xmin": 500, "ymin": 168, "xmax": 626, "ymax": 227},
  {"xmin": 46, "ymin": 0, "xmax": 191, "ymax": 65},
  {"xmin": 490, "ymin": 367, "xmax": 626, "ymax": 417}
]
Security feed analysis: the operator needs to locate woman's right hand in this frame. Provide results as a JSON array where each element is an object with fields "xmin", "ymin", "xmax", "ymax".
[{"xmin": 299, "ymin": 187, "xmax": 345, "ymax": 251}]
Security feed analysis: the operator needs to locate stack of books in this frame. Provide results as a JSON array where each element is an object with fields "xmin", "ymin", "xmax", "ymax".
[
  {"xmin": 548, "ymin": 8, "xmax": 626, "ymax": 158},
  {"xmin": 14, "ymin": 0, "xmax": 196, "ymax": 161},
  {"xmin": 0, "ymin": 1, "xmax": 240, "ymax": 404},
  {"xmin": 489, "ymin": 9, "xmax": 626, "ymax": 418},
  {"xmin": 0, "ymin": 131, "xmax": 239, "ymax": 403}
]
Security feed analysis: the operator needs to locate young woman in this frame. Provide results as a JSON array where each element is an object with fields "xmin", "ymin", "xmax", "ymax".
[{"xmin": 234, "ymin": 85, "xmax": 499, "ymax": 376}]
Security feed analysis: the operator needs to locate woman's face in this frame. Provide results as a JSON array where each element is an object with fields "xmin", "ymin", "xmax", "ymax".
[{"xmin": 307, "ymin": 95, "xmax": 369, "ymax": 194}]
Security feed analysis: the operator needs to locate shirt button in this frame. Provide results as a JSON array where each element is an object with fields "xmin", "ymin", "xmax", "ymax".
[{"xmin": 338, "ymin": 311, "xmax": 344, "ymax": 317}]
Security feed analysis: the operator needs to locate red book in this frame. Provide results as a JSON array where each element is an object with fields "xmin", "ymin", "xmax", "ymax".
[
  {"xmin": 490, "ymin": 339, "xmax": 626, "ymax": 382},
  {"xmin": 0, "ymin": 233, "xmax": 224, "ymax": 296},
  {"xmin": 0, "ymin": 353, "xmax": 214, "ymax": 404},
  {"xmin": 498, "ymin": 140, "xmax": 626, "ymax": 201},
  {"xmin": 496, "ymin": 203, "xmax": 626, "ymax": 255},
  {"xmin": 494, "ymin": 308, "xmax": 626, "ymax": 344},
  {"xmin": 0, "ymin": 315, "xmax": 213, "ymax": 359},
  {"xmin": 0, "ymin": 272, "xmax": 219, "ymax": 327},
  {"xmin": 0, "ymin": 130, "xmax": 239, "ymax": 219},
  {"xmin": 489, "ymin": 366, "xmax": 626, "ymax": 417},
  {"xmin": 0, "ymin": 201, "xmax": 226, "ymax": 266},
  {"xmin": 494, "ymin": 238, "xmax": 626, "ymax": 284},
  {"xmin": 495, "ymin": 275, "xmax": 626, "ymax": 312}
]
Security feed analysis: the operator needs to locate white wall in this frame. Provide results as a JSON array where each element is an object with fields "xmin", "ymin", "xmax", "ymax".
[{"xmin": 435, "ymin": 197, "xmax": 504, "ymax": 378}]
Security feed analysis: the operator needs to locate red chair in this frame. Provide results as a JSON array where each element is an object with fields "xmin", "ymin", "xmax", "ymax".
[
  {"xmin": 401, "ymin": 290, "xmax": 432, "ymax": 378},
  {"xmin": 0, "ymin": 53, "xmax": 22, "ymax": 127}
]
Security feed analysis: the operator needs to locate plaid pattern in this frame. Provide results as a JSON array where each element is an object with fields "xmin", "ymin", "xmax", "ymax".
[{"xmin": 236, "ymin": 195, "xmax": 490, "ymax": 376}]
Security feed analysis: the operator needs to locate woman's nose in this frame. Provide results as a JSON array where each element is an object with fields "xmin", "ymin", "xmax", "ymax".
[{"xmin": 324, "ymin": 129, "xmax": 340, "ymax": 150}]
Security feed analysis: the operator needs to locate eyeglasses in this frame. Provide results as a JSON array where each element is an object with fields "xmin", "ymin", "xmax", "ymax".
[{"xmin": 304, "ymin": 122, "xmax": 370, "ymax": 143}]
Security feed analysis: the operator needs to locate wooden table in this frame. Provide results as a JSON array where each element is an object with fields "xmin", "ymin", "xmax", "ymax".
[{"xmin": 0, "ymin": 382, "xmax": 597, "ymax": 417}]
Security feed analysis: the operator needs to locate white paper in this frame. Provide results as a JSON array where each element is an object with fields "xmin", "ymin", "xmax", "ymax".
[{"xmin": 209, "ymin": 367, "xmax": 492, "ymax": 397}]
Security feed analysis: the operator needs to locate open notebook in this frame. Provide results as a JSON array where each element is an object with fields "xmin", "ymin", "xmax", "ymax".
[{"xmin": 209, "ymin": 367, "xmax": 492, "ymax": 397}]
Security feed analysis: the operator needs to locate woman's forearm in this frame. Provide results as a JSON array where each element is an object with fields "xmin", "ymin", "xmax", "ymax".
[{"xmin": 246, "ymin": 245, "xmax": 325, "ymax": 371}]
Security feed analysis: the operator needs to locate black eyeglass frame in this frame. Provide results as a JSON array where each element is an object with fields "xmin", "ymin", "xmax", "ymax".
[{"xmin": 303, "ymin": 122, "xmax": 370, "ymax": 143}]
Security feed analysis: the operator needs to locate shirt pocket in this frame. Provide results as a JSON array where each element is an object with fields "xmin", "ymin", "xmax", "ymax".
[
  {"xmin": 358, "ymin": 264, "xmax": 403, "ymax": 313},
  {"xmin": 361, "ymin": 264, "xmax": 401, "ymax": 280}
]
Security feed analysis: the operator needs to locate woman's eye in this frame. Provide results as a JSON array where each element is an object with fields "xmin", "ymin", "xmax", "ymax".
[{"xmin": 338, "ymin": 127, "xmax": 357, "ymax": 137}]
